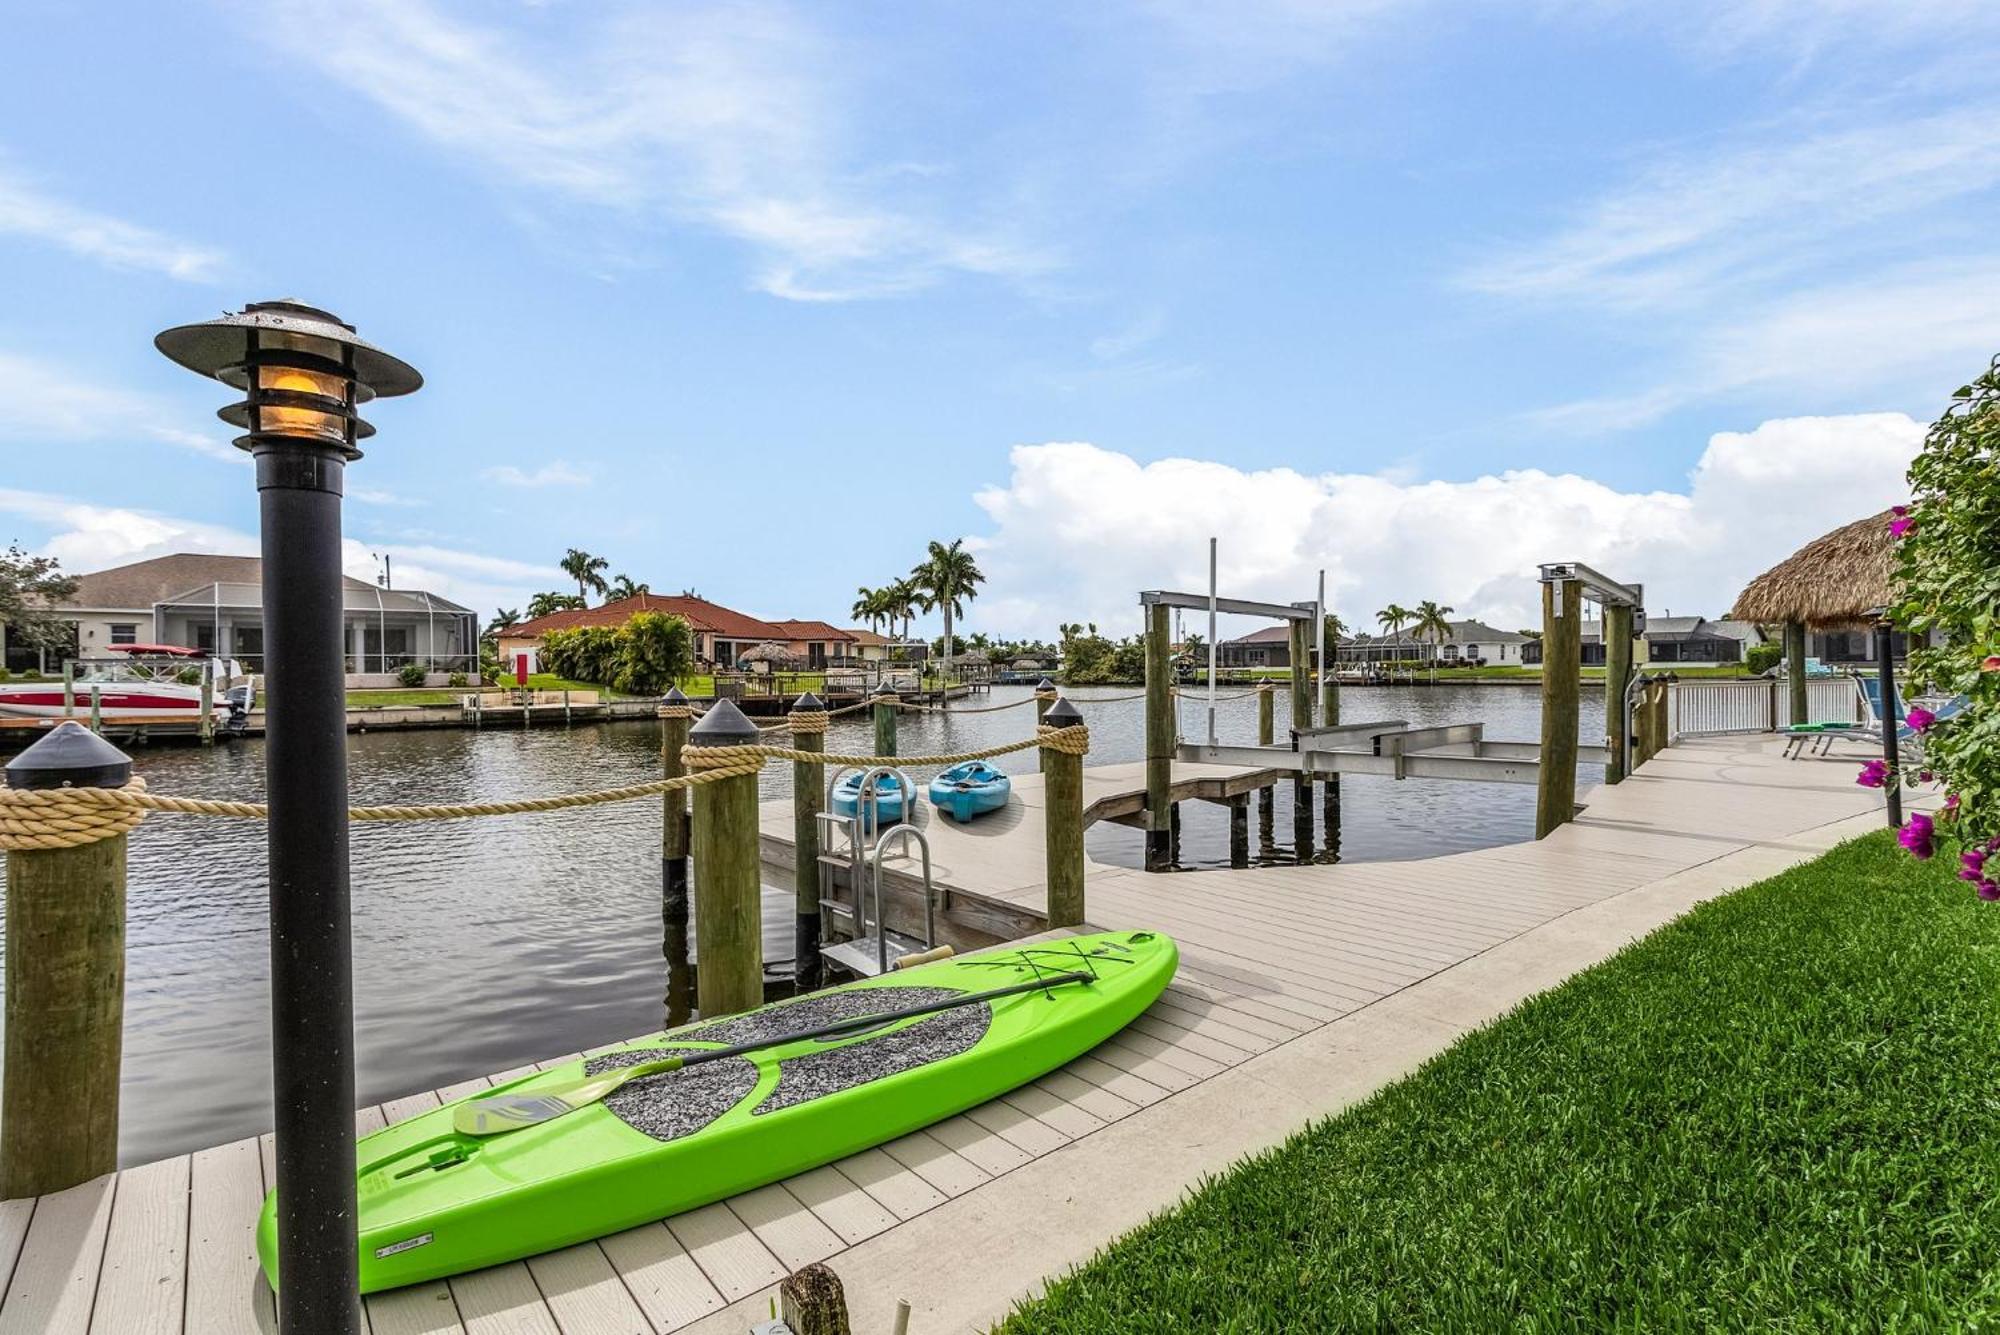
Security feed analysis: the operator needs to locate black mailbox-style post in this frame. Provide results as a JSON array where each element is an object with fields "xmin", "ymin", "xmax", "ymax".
[{"xmin": 156, "ymin": 301, "xmax": 421, "ymax": 1331}]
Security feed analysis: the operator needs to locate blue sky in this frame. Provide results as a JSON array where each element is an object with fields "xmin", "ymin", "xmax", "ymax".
[{"xmin": 3, "ymin": 1, "xmax": 1996, "ymax": 638}]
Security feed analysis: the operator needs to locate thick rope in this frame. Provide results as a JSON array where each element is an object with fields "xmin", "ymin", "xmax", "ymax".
[
  {"xmin": 786, "ymin": 710, "xmax": 829, "ymax": 735},
  {"xmin": 0, "ymin": 724, "xmax": 1090, "ymax": 849}
]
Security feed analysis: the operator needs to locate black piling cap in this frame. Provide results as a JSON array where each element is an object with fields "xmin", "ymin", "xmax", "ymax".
[
  {"xmin": 6, "ymin": 720, "xmax": 134, "ymax": 791},
  {"xmin": 1043, "ymin": 697, "xmax": 1084, "ymax": 727},
  {"xmin": 871, "ymin": 680, "xmax": 898, "ymax": 698},
  {"xmin": 790, "ymin": 691, "xmax": 825, "ymax": 712},
  {"xmin": 1034, "ymin": 676, "xmax": 1057, "ymax": 692},
  {"xmin": 659, "ymin": 685, "xmax": 690, "ymax": 705},
  {"xmin": 689, "ymin": 697, "xmax": 760, "ymax": 745}
]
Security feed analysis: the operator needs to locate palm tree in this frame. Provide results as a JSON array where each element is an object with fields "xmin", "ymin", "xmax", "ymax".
[
  {"xmin": 607, "ymin": 573, "xmax": 649, "ymax": 600},
  {"xmin": 491, "ymin": 607, "xmax": 521, "ymax": 632},
  {"xmin": 560, "ymin": 548, "xmax": 610, "ymax": 602},
  {"xmin": 883, "ymin": 577, "xmax": 922, "ymax": 645},
  {"xmin": 1414, "ymin": 600, "xmax": 1455, "ymax": 679},
  {"xmin": 909, "ymin": 539, "xmax": 985, "ymax": 678},
  {"xmin": 1321, "ymin": 613, "xmax": 1347, "ymax": 673},
  {"xmin": 850, "ymin": 586, "xmax": 885, "ymax": 633}
]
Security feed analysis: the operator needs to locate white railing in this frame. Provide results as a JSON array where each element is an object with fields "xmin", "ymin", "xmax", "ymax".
[{"xmin": 1670, "ymin": 676, "xmax": 1862, "ymax": 737}]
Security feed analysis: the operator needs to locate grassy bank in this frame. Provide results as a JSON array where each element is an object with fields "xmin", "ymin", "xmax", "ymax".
[{"xmin": 1002, "ymin": 833, "xmax": 2000, "ymax": 1331}]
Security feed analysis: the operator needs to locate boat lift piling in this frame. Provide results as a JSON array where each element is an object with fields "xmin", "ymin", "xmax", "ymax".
[
  {"xmin": 872, "ymin": 681, "xmax": 899, "ymax": 758},
  {"xmin": 1143, "ymin": 602, "xmax": 1174, "ymax": 870},
  {"xmin": 789, "ymin": 692, "xmax": 828, "ymax": 990}
]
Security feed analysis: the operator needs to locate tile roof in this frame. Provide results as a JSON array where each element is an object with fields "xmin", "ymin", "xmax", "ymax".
[
  {"xmin": 843, "ymin": 627, "xmax": 891, "ymax": 647},
  {"xmin": 767, "ymin": 619, "xmax": 855, "ymax": 642},
  {"xmin": 61, "ymin": 553, "xmax": 468, "ymax": 612},
  {"xmin": 505, "ymin": 593, "xmax": 789, "ymax": 641}
]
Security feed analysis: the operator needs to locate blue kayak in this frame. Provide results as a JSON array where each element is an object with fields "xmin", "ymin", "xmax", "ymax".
[
  {"xmin": 831, "ymin": 771, "xmax": 910, "ymax": 828},
  {"xmin": 928, "ymin": 761, "xmax": 1012, "ymax": 823}
]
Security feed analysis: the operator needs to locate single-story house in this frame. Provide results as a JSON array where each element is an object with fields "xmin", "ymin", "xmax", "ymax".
[
  {"xmin": 765, "ymin": 620, "xmax": 856, "ymax": 670},
  {"xmin": 1339, "ymin": 620, "xmax": 1533, "ymax": 666},
  {"xmin": 1216, "ymin": 625, "xmax": 1293, "ymax": 669},
  {"xmin": 1527, "ymin": 615, "xmax": 1767, "ymax": 666},
  {"xmin": 0, "ymin": 552, "xmax": 476, "ymax": 687}
]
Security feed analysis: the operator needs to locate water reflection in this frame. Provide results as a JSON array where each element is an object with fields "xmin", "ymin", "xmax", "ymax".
[{"xmin": 2, "ymin": 680, "xmax": 1597, "ymax": 1164}]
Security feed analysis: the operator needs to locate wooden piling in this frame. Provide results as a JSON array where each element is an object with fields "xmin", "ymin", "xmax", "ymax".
[
  {"xmin": 2, "ymin": 722, "xmax": 133, "ymax": 1198},
  {"xmin": 1228, "ymin": 793, "xmax": 1249, "ymax": 868},
  {"xmin": 780, "ymin": 1263, "xmax": 852, "ymax": 1335},
  {"xmin": 1042, "ymin": 697, "xmax": 1087, "ymax": 928},
  {"xmin": 199, "ymin": 671, "xmax": 215, "ymax": 745},
  {"xmin": 790, "ymin": 692, "xmax": 827, "ymax": 991},
  {"xmin": 688, "ymin": 699, "xmax": 763, "ymax": 1019},
  {"xmin": 1288, "ymin": 617, "xmax": 1314, "ymax": 832},
  {"xmin": 62, "ymin": 659, "xmax": 74, "ymax": 718},
  {"xmin": 1603, "ymin": 603, "xmax": 1634, "ymax": 784},
  {"xmin": 871, "ymin": 681, "xmax": 898, "ymax": 759},
  {"xmin": 1256, "ymin": 677, "xmax": 1275, "ymax": 749},
  {"xmin": 1653, "ymin": 674, "xmax": 1672, "ymax": 754},
  {"xmin": 658, "ymin": 688, "xmax": 692, "ymax": 905},
  {"xmin": 1633, "ymin": 678, "xmax": 1654, "ymax": 765},
  {"xmin": 1033, "ymin": 677, "xmax": 1058, "ymax": 776},
  {"xmin": 1784, "ymin": 620, "xmax": 1808, "ymax": 726},
  {"xmin": 1535, "ymin": 577, "xmax": 1582, "ymax": 839},
  {"xmin": 1143, "ymin": 603, "xmax": 1173, "ymax": 871}
]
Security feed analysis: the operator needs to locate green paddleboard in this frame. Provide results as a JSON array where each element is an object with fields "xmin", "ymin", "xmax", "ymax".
[{"xmin": 257, "ymin": 929, "xmax": 1178, "ymax": 1293}]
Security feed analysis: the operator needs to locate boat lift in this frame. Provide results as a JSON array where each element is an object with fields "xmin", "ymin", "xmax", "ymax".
[{"xmin": 1141, "ymin": 546, "xmax": 1642, "ymax": 845}]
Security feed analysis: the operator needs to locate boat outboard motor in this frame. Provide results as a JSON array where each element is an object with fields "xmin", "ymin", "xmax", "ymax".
[{"xmin": 224, "ymin": 683, "xmax": 254, "ymax": 734}]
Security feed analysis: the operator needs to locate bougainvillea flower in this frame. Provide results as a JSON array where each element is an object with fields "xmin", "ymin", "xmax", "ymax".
[
  {"xmin": 1888, "ymin": 514, "xmax": 1915, "ymax": 538},
  {"xmin": 1897, "ymin": 812, "xmax": 1935, "ymax": 860},
  {"xmin": 1964, "ymin": 847, "xmax": 1988, "ymax": 877},
  {"xmin": 1905, "ymin": 705, "xmax": 1937, "ymax": 731},
  {"xmin": 1980, "ymin": 880, "xmax": 2000, "ymax": 902},
  {"xmin": 1855, "ymin": 759, "xmax": 1889, "ymax": 788},
  {"xmin": 1983, "ymin": 656, "xmax": 2000, "ymax": 672}
]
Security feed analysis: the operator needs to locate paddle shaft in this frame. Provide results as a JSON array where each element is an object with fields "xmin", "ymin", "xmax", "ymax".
[{"xmin": 632, "ymin": 968, "xmax": 1096, "ymax": 1080}]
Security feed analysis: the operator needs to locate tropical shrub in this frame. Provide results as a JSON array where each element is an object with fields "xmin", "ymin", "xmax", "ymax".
[
  {"xmin": 1890, "ymin": 355, "xmax": 2000, "ymax": 897},
  {"xmin": 396, "ymin": 662, "xmax": 428, "ymax": 688},
  {"xmin": 539, "ymin": 613, "xmax": 692, "ymax": 694},
  {"xmin": 1061, "ymin": 633, "xmax": 1119, "ymax": 684},
  {"xmin": 447, "ymin": 671, "xmax": 468, "ymax": 688},
  {"xmin": 1745, "ymin": 642, "xmax": 1784, "ymax": 675}
]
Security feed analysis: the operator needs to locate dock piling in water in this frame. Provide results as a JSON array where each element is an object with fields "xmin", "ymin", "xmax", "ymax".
[
  {"xmin": 1042, "ymin": 696, "xmax": 1088, "ymax": 927},
  {"xmin": 1143, "ymin": 603, "xmax": 1173, "ymax": 870},
  {"xmin": 790, "ymin": 692, "xmax": 827, "ymax": 990},
  {"xmin": 1603, "ymin": 603, "xmax": 1634, "ymax": 784},
  {"xmin": 689, "ymin": 698, "xmax": 764, "ymax": 1018},
  {"xmin": 872, "ymin": 680, "xmax": 899, "ymax": 759},
  {"xmin": 1, "ymin": 722, "xmax": 132, "ymax": 1199},
  {"xmin": 1535, "ymin": 576, "xmax": 1582, "ymax": 839},
  {"xmin": 658, "ymin": 687, "xmax": 692, "ymax": 904}
]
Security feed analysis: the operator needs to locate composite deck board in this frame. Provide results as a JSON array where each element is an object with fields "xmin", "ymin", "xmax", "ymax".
[{"xmin": 1, "ymin": 737, "xmax": 1887, "ymax": 1333}]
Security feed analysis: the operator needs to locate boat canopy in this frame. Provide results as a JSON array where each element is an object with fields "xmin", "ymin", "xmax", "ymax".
[{"xmin": 106, "ymin": 643, "xmax": 205, "ymax": 656}]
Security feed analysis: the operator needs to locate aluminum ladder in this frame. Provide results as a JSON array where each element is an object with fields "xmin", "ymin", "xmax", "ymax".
[{"xmin": 815, "ymin": 764, "xmax": 937, "ymax": 977}]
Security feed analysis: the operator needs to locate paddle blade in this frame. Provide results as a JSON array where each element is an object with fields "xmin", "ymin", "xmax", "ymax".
[{"xmin": 454, "ymin": 1059, "xmax": 682, "ymax": 1137}]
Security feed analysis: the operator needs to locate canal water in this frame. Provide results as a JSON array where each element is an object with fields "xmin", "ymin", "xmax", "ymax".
[{"xmin": 18, "ymin": 682, "xmax": 1602, "ymax": 1164}]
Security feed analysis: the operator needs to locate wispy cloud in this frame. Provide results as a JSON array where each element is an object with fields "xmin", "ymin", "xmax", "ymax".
[
  {"xmin": 1464, "ymin": 105, "xmax": 2000, "ymax": 312},
  {"xmin": 482, "ymin": 461, "xmax": 593, "ymax": 488},
  {"xmin": 0, "ymin": 153, "xmax": 223, "ymax": 281},
  {"xmin": 246, "ymin": 0, "xmax": 1052, "ymax": 301},
  {"xmin": 0, "ymin": 349, "xmax": 243, "ymax": 463}
]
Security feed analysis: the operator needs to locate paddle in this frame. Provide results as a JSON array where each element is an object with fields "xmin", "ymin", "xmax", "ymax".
[{"xmin": 453, "ymin": 968, "xmax": 1096, "ymax": 1137}]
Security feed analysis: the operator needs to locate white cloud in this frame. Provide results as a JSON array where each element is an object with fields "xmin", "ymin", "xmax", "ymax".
[
  {"xmin": 0, "ymin": 488, "xmax": 563, "ymax": 615},
  {"xmin": 481, "ymin": 461, "xmax": 593, "ymax": 488},
  {"xmin": 0, "ymin": 349, "xmax": 245, "ymax": 463},
  {"xmin": 968, "ymin": 412, "xmax": 1923, "ymax": 637},
  {"xmin": 0, "ymin": 155, "xmax": 223, "ymax": 281},
  {"xmin": 248, "ymin": 0, "xmax": 1052, "ymax": 301}
]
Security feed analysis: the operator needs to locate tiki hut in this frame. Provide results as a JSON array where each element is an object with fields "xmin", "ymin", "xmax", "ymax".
[
  {"xmin": 1728, "ymin": 509, "xmax": 1898, "ymax": 629},
  {"xmin": 1729, "ymin": 509, "xmax": 1906, "ymax": 825},
  {"xmin": 738, "ymin": 641, "xmax": 800, "ymax": 673}
]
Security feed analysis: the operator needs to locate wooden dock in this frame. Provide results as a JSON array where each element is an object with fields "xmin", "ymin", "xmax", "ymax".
[{"xmin": 0, "ymin": 736, "xmax": 1896, "ymax": 1333}]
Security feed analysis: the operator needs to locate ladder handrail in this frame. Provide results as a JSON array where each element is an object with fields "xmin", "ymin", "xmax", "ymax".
[{"xmin": 867, "ymin": 823, "xmax": 935, "ymax": 976}]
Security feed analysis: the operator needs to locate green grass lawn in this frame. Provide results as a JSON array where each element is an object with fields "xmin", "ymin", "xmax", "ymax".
[{"xmin": 1001, "ymin": 833, "xmax": 2000, "ymax": 1332}]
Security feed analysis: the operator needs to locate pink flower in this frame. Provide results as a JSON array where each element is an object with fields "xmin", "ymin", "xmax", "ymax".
[
  {"xmin": 1888, "ymin": 511, "xmax": 1915, "ymax": 539},
  {"xmin": 1983, "ymin": 656, "xmax": 2000, "ymax": 672},
  {"xmin": 1855, "ymin": 759, "xmax": 1889, "ymax": 788},
  {"xmin": 1897, "ymin": 811, "xmax": 1936, "ymax": 860},
  {"xmin": 1980, "ymin": 879, "xmax": 2000, "ymax": 902},
  {"xmin": 1964, "ymin": 847, "xmax": 1988, "ymax": 877},
  {"xmin": 1906, "ymin": 705, "xmax": 1937, "ymax": 732}
]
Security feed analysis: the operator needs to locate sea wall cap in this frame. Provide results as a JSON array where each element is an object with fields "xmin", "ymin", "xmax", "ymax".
[
  {"xmin": 870, "ymin": 680, "xmax": 898, "ymax": 698},
  {"xmin": 1043, "ymin": 697, "xmax": 1084, "ymax": 727},
  {"xmin": 6, "ymin": 721, "xmax": 134, "ymax": 791},
  {"xmin": 659, "ymin": 685, "xmax": 690, "ymax": 705},
  {"xmin": 1034, "ymin": 677, "xmax": 1057, "ymax": 692},
  {"xmin": 791, "ymin": 691, "xmax": 825, "ymax": 711},
  {"xmin": 689, "ymin": 697, "xmax": 760, "ymax": 745}
]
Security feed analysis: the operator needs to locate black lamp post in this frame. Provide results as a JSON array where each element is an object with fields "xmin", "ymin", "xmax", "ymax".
[{"xmin": 156, "ymin": 301, "xmax": 420, "ymax": 1330}]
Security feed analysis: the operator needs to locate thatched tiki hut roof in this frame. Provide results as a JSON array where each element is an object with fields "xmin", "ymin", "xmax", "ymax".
[
  {"xmin": 738, "ymin": 641, "xmax": 800, "ymax": 667},
  {"xmin": 1729, "ymin": 509, "xmax": 1899, "ymax": 628}
]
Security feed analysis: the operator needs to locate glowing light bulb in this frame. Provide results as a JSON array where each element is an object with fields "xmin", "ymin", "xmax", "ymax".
[{"xmin": 256, "ymin": 365, "xmax": 346, "ymax": 442}]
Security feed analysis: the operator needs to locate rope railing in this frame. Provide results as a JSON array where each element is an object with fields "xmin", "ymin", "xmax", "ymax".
[{"xmin": 0, "ymin": 725, "xmax": 1091, "ymax": 851}]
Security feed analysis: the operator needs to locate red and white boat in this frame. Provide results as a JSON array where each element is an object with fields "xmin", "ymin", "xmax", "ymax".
[{"xmin": 0, "ymin": 645, "xmax": 253, "ymax": 725}]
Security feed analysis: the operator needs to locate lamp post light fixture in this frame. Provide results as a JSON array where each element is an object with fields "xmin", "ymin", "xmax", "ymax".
[{"xmin": 156, "ymin": 300, "xmax": 420, "ymax": 1330}]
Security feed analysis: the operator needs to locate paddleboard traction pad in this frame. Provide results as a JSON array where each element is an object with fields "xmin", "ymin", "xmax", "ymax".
[{"xmin": 584, "ymin": 986, "xmax": 992, "ymax": 1141}]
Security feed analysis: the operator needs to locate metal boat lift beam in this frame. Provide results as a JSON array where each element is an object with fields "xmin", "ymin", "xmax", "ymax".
[
  {"xmin": 1537, "ymin": 562, "xmax": 1642, "ymax": 609},
  {"xmin": 1139, "ymin": 590, "xmax": 1316, "ymax": 621},
  {"xmin": 1181, "ymin": 736, "xmax": 1611, "ymax": 785}
]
